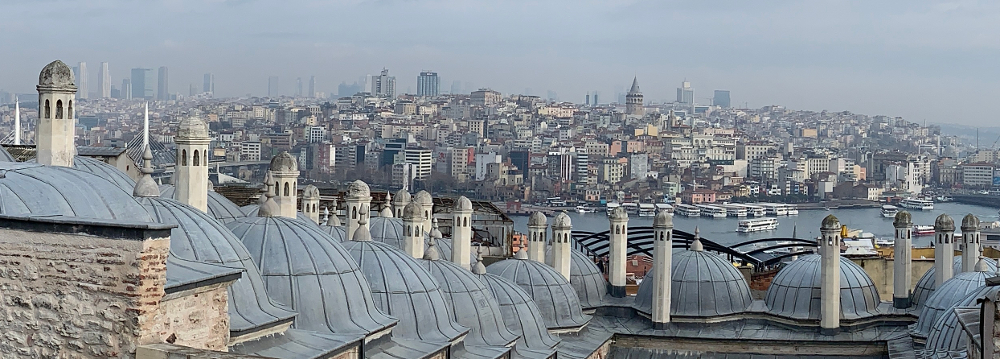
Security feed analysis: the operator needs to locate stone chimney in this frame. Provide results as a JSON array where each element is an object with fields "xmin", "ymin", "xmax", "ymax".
[
  {"xmin": 608, "ymin": 206, "xmax": 629, "ymax": 297},
  {"xmin": 892, "ymin": 211, "xmax": 913, "ymax": 308},
  {"xmin": 527, "ymin": 212, "xmax": 547, "ymax": 263},
  {"xmin": 961, "ymin": 214, "xmax": 981, "ymax": 273},
  {"xmin": 652, "ymin": 210, "xmax": 674, "ymax": 328},
  {"xmin": 452, "ymin": 196, "xmax": 473, "ymax": 270},
  {"xmin": 820, "ymin": 214, "xmax": 841, "ymax": 334},
  {"xmin": 551, "ymin": 211, "xmax": 572, "ymax": 281},
  {"xmin": 934, "ymin": 214, "xmax": 956, "ymax": 287}
]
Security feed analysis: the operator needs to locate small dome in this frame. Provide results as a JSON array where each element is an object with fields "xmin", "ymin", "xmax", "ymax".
[
  {"xmin": 38, "ymin": 60, "xmax": 75, "ymax": 89},
  {"xmin": 487, "ymin": 257, "xmax": 591, "ymax": 330},
  {"xmin": 609, "ymin": 206, "xmax": 628, "ymax": 221},
  {"xmin": 821, "ymin": 214, "xmax": 840, "ymax": 229},
  {"xmin": 176, "ymin": 116, "xmax": 209, "ymax": 140},
  {"xmin": 159, "ymin": 184, "xmax": 246, "ymax": 224},
  {"xmin": 925, "ymin": 283, "xmax": 1000, "ymax": 355},
  {"xmin": 73, "ymin": 156, "xmax": 137, "ymax": 192},
  {"xmin": 419, "ymin": 259, "xmax": 519, "ymax": 347},
  {"xmin": 322, "ymin": 224, "xmax": 347, "ymax": 242},
  {"xmin": 402, "ymin": 201, "xmax": 423, "ymax": 221},
  {"xmin": 413, "ymin": 190, "xmax": 433, "ymax": 206},
  {"xmin": 910, "ymin": 257, "xmax": 997, "ymax": 310},
  {"xmin": 764, "ymin": 254, "xmax": 880, "ymax": 321},
  {"xmin": 302, "ymin": 185, "xmax": 320, "ymax": 199},
  {"xmin": 241, "ymin": 204, "xmax": 315, "ymax": 226},
  {"xmin": 528, "ymin": 212, "xmax": 547, "ymax": 227},
  {"xmin": 635, "ymin": 250, "xmax": 752, "ymax": 317},
  {"xmin": 653, "ymin": 210, "xmax": 673, "ymax": 228},
  {"xmin": 346, "ymin": 180, "xmax": 370, "ymax": 199},
  {"xmin": 934, "ymin": 213, "xmax": 955, "ymax": 232},
  {"xmin": 893, "ymin": 211, "xmax": 912, "ymax": 228},
  {"xmin": 912, "ymin": 270, "xmax": 992, "ymax": 339},
  {"xmin": 477, "ymin": 273, "xmax": 561, "ymax": 351},
  {"xmin": 455, "ymin": 196, "xmax": 473, "ymax": 211},
  {"xmin": 0, "ymin": 162, "xmax": 150, "ymax": 222},
  {"xmin": 342, "ymin": 239, "xmax": 469, "ymax": 343},
  {"xmin": 546, "ymin": 248, "xmax": 607, "ymax": 309},
  {"xmin": 226, "ymin": 215, "xmax": 397, "ymax": 336},
  {"xmin": 269, "ymin": 151, "xmax": 298, "ymax": 173},
  {"xmin": 962, "ymin": 214, "xmax": 980, "ymax": 231},
  {"xmin": 392, "ymin": 189, "xmax": 411, "ymax": 204},
  {"xmin": 369, "ymin": 217, "xmax": 404, "ymax": 245},
  {"xmin": 552, "ymin": 211, "xmax": 572, "ymax": 229}
]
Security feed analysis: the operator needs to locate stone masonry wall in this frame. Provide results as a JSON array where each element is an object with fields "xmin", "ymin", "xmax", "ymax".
[
  {"xmin": 0, "ymin": 228, "xmax": 168, "ymax": 358},
  {"xmin": 143, "ymin": 283, "xmax": 230, "ymax": 351}
]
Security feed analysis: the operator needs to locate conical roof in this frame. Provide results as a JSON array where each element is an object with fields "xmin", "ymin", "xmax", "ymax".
[{"xmin": 628, "ymin": 76, "xmax": 640, "ymax": 94}]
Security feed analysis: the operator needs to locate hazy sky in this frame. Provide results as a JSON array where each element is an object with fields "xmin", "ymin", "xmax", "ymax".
[{"xmin": 2, "ymin": 0, "xmax": 998, "ymax": 126}]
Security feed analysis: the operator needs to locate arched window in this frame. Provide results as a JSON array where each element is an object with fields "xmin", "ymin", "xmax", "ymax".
[
  {"xmin": 283, "ymin": 182, "xmax": 290, "ymax": 196},
  {"xmin": 425, "ymin": 210, "xmax": 429, "ymax": 219},
  {"xmin": 193, "ymin": 150, "xmax": 200, "ymax": 166},
  {"xmin": 67, "ymin": 101, "xmax": 73, "ymax": 119},
  {"xmin": 55, "ymin": 100, "xmax": 63, "ymax": 119},
  {"xmin": 463, "ymin": 217, "xmax": 468, "ymax": 227},
  {"xmin": 405, "ymin": 225, "xmax": 410, "ymax": 236},
  {"xmin": 352, "ymin": 207, "xmax": 357, "ymax": 219},
  {"xmin": 181, "ymin": 149, "xmax": 187, "ymax": 166},
  {"xmin": 44, "ymin": 100, "xmax": 50, "ymax": 119}
]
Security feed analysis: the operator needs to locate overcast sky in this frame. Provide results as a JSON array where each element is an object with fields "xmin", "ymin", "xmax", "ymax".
[{"xmin": 2, "ymin": 0, "xmax": 998, "ymax": 126}]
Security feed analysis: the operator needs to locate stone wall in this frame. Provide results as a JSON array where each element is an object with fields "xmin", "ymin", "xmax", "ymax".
[
  {"xmin": 850, "ymin": 256, "xmax": 934, "ymax": 300},
  {"xmin": 143, "ymin": 282, "xmax": 231, "ymax": 351}
]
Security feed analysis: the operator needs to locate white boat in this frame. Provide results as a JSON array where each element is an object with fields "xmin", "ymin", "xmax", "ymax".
[
  {"xmin": 575, "ymin": 205, "xmax": 596, "ymax": 214},
  {"xmin": 899, "ymin": 198, "xmax": 934, "ymax": 210},
  {"xmin": 722, "ymin": 204, "xmax": 748, "ymax": 217},
  {"xmin": 605, "ymin": 202, "xmax": 620, "ymax": 215},
  {"xmin": 913, "ymin": 225, "xmax": 934, "ymax": 236},
  {"xmin": 654, "ymin": 203, "xmax": 674, "ymax": 215},
  {"xmin": 743, "ymin": 204, "xmax": 766, "ymax": 217},
  {"xmin": 785, "ymin": 204, "xmax": 799, "ymax": 216},
  {"xmin": 696, "ymin": 204, "xmax": 727, "ymax": 218},
  {"xmin": 881, "ymin": 205, "xmax": 899, "ymax": 218},
  {"xmin": 759, "ymin": 203, "xmax": 788, "ymax": 216},
  {"xmin": 675, "ymin": 204, "xmax": 700, "ymax": 217},
  {"xmin": 622, "ymin": 202, "xmax": 639, "ymax": 214},
  {"xmin": 638, "ymin": 203, "xmax": 656, "ymax": 217},
  {"xmin": 737, "ymin": 218, "xmax": 779, "ymax": 233}
]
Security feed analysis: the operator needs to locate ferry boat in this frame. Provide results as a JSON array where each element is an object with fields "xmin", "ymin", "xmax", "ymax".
[
  {"xmin": 696, "ymin": 204, "xmax": 727, "ymax": 218},
  {"xmin": 743, "ymin": 205, "xmax": 766, "ymax": 217},
  {"xmin": 881, "ymin": 205, "xmax": 899, "ymax": 218},
  {"xmin": 575, "ymin": 205, "xmax": 596, "ymax": 214},
  {"xmin": 654, "ymin": 203, "xmax": 674, "ymax": 215},
  {"xmin": 737, "ymin": 218, "xmax": 779, "ymax": 233},
  {"xmin": 899, "ymin": 198, "xmax": 934, "ymax": 210},
  {"xmin": 675, "ymin": 204, "xmax": 700, "ymax": 217},
  {"xmin": 913, "ymin": 225, "xmax": 935, "ymax": 236},
  {"xmin": 638, "ymin": 203, "xmax": 656, "ymax": 217},
  {"xmin": 759, "ymin": 203, "xmax": 788, "ymax": 216},
  {"xmin": 722, "ymin": 204, "xmax": 748, "ymax": 217},
  {"xmin": 622, "ymin": 202, "xmax": 639, "ymax": 215},
  {"xmin": 785, "ymin": 204, "xmax": 798, "ymax": 216},
  {"xmin": 605, "ymin": 202, "xmax": 620, "ymax": 215}
]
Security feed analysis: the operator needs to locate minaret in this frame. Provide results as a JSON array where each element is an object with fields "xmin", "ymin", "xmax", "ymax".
[
  {"xmin": 344, "ymin": 180, "xmax": 372, "ymax": 240},
  {"xmin": 551, "ymin": 211, "xmax": 572, "ymax": 281},
  {"xmin": 402, "ymin": 201, "xmax": 425, "ymax": 259},
  {"xmin": 452, "ymin": 196, "xmax": 473, "ymax": 270},
  {"xmin": 174, "ymin": 116, "xmax": 210, "ymax": 212},
  {"xmin": 892, "ymin": 211, "xmax": 913, "ymax": 308},
  {"xmin": 414, "ymin": 190, "xmax": 434, "ymax": 235},
  {"xmin": 651, "ymin": 210, "xmax": 674, "ymax": 328},
  {"xmin": 302, "ymin": 185, "xmax": 320, "ymax": 224},
  {"xmin": 380, "ymin": 191, "xmax": 394, "ymax": 217},
  {"xmin": 934, "ymin": 214, "xmax": 956, "ymax": 287},
  {"xmin": 961, "ymin": 214, "xmax": 981, "ymax": 273},
  {"xmin": 527, "ymin": 212, "xmax": 548, "ymax": 263},
  {"xmin": 608, "ymin": 206, "xmax": 629, "ymax": 297},
  {"xmin": 13, "ymin": 98, "xmax": 20, "ymax": 145},
  {"xmin": 269, "ymin": 151, "xmax": 299, "ymax": 218},
  {"xmin": 393, "ymin": 189, "xmax": 411, "ymax": 218},
  {"xmin": 36, "ymin": 60, "xmax": 78, "ymax": 167},
  {"xmin": 820, "ymin": 214, "xmax": 841, "ymax": 334},
  {"xmin": 625, "ymin": 76, "xmax": 644, "ymax": 117}
]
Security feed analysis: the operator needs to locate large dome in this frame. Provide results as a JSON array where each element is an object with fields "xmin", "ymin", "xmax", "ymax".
[
  {"xmin": 911, "ymin": 257, "xmax": 997, "ymax": 310},
  {"xmin": 226, "ymin": 215, "xmax": 397, "ymax": 336},
  {"xmin": 321, "ymin": 222, "xmax": 347, "ymax": 242},
  {"xmin": 486, "ymin": 257, "xmax": 591, "ymax": 330},
  {"xmin": 764, "ymin": 254, "xmax": 880, "ymax": 321},
  {"xmin": 475, "ymin": 272, "xmax": 560, "ymax": 351},
  {"xmin": 634, "ymin": 250, "xmax": 752, "ymax": 317},
  {"xmin": 242, "ymin": 204, "xmax": 315, "ymax": 226},
  {"xmin": 159, "ymin": 184, "xmax": 247, "ymax": 224},
  {"xmin": 26, "ymin": 155, "xmax": 136, "ymax": 192},
  {"xmin": 0, "ymin": 162, "xmax": 150, "ymax": 222},
  {"xmin": 546, "ymin": 248, "xmax": 607, "ymax": 309},
  {"xmin": 912, "ymin": 269, "xmax": 991, "ymax": 339},
  {"xmin": 369, "ymin": 217, "xmax": 404, "ymax": 246},
  {"xmin": 924, "ymin": 283, "xmax": 1000, "ymax": 355}
]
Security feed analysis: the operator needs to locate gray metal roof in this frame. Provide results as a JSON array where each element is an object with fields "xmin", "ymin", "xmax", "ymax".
[
  {"xmin": 321, "ymin": 223, "xmax": 347, "ymax": 242},
  {"xmin": 226, "ymin": 215, "xmax": 398, "ymax": 336},
  {"xmin": 476, "ymin": 272, "xmax": 561, "ymax": 351},
  {"xmin": 368, "ymin": 217, "xmax": 404, "ymax": 245},
  {"xmin": 77, "ymin": 146, "xmax": 127, "ymax": 157},
  {"xmin": 764, "ymin": 254, "xmax": 880, "ymax": 321},
  {"xmin": 0, "ymin": 162, "xmax": 151, "ymax": 222},
  {"xmin": 363, "ymin": 337, "xmax": 448, "ymax": 359},
  {"xmin": 419, "ymin": 257, "xmax": 520, "ymax": 348},
  {"xmin": 138, "ymin": 197, "xmax": 297, "ymax": 335},
  {"xmin": 546, "ymin": 247, "xmax": 607, "ymax": 309},
  {"xmin": 634, "ymin": 250, "xmax": 753, "ymax": 317},
  {"xmin": 165, "ymin": 256, "xmax": 242, "ymax": 293},
  {"xmin": 912, "ymin": 271, "xmax": 990, "ymax": 339},
  {"xmin": 229, "ymin": 328, "xmax": 361, "ymax": 359},
  {"xmin": 241, "ymin": 203, "xmax": 316, "ymax": 226},
  {"xmin": 487, "ymin": 257, "xmax": 591, "ymax": 330},
  {"xmin": 911, "ymin": 257, "xmax": 996, "ymax": 311},
  {"xmin": 924, "ymin": 306, "xmax": 978, "ymax": 356},
  {"xmin": 0, "ymin": 146, "xmax": 15, "ymax": 162},
  {"xmin": 341, "ymin": 239, "xmax": 469, "ymax": 343},
  {"xmin": 160, "ymin": 184, "xmax": 247, "ymax": 224},
  {"xmin": 72, "ymin": 156, "xmax": 136, "ymax": 192}
]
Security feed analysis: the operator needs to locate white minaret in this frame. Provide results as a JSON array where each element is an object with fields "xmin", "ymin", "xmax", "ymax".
[
  {"xmin": 527, "ymin": 212, "xmax": 548, "ymax": 263},
  {"xmin": 452, "ymin": 196, "xmax": 473, "ymax": 270},
  {"xmin": 892, "ymin": 211, "xmax": 913, "ymax": 309},
  {"xmin": 174, "ymin": 116, "xmax": 210, "ymax": 212},
  {"xmin": 392, "ymin": 189, "xmax": 411, "ymax": 218},
  {"xmin": 13, "ymin": 98, "xmax": 20, "ymax": 145},
  {"xmin": 820, "ymin": 214, "xmax": 841, "ymax": 334},
  {"xmin": 608, "ymin": 206, "xmax": 629, "ymax": 297},
  {"xmin": 934, "ymin": 214, "xmax": 956, "ymax": 287},
  {"xmin": 344, "ymin": 180, "xmax": 372, "ymax": 240},
  {"xmin": 379, "ymin": 191, "xmax": 394, "ymax": 217},
  {"xmin": 414, "ymin": 190, "xmax": 434, "ymax": 235},
  {"xmin": 961, "ymin": 214, "xmax": 981, "ymax": 273},
  {"xmin": 36, "ymin": 60, "xmax": 78, "ymax": 167},
  {"xmin": 651, "ymin": 210, "xmax": 674, "ymax": 328},
  {"xmin": 269, "ymin": 151, "xmax": 299, "ymax": 218},
  {"xmin": 402, "ymin": 201, "xmax": 425, "ymax": 259},
  {"xmin": 302, "ymin": 185, "xmax": 321, "ymax": 224},
  {"xmin": 551, "ymin": 211, "xmax": 572, "ymax": 281}
]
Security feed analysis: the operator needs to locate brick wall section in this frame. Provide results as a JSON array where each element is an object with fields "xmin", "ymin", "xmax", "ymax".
[
  {"xmin": 144, "ymin": 283, "xmax": 230, "ymax": 351},
  {"xmin": 0, "ymin": 228, "xmax": 167, "ymax": 358}
]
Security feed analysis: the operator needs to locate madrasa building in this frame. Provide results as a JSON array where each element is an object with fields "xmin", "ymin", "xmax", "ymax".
[{"xmin": 0, "ymin": 60, "xmax": 998, "ymax": 359}]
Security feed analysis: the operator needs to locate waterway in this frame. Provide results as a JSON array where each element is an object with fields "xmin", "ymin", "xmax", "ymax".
[{"xmin": 510, "ymin": 202, "xmax": 1000, "ymax": 248}]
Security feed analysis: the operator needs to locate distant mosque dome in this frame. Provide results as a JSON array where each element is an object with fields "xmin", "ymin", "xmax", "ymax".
[
  {"xmin": 159, "ymin": 184, "xmax": 246, "ymax": 224},
  {"xmin": 634, "ymin": 249, "xmax": 752, "ymax": 317},
  {"xmin": 764, "ymin": 254, "xmax": 880, "ymax": 321},
  {"xmin": 546, "ymin": 248, "xmax": 607, "ymax": 310},
  {"xmin": 0, "ymin": 162, "xmax": 150, "ymax": 222},
  {"xmin": 911, "ymin": 257, "xmax": 997, "ymax": 310},
  {"xmin": 487, "ymin": 255, "xmax": 591, "ymax": 331},
  {"xmin": 912, "ymin": 268, "xmax": 991, "ymax": 339}
]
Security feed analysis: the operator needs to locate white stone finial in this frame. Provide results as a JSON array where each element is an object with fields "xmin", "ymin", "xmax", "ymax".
[
  {"xmin": 690, "ymin": 227, "xmax": 703, "ymax": 252},
  {"xmin": 13, "ymin": 98, "xmax": 20, "ymax": 145}
]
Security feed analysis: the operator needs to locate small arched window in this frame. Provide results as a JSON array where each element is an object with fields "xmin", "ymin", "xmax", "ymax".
[
  {"xmin": 463, "ymin": 217, "xmax": 468, "ymax": 227},
  {"xmin": 193, "ymin": 150, "xmax": 200, "ymax": 166},
  {"xmin": 181, "ymin": 149, "xmax": 187, "ymax": 166},
  {"xmin": 352, "ymin": 207, "xmax": 357, "ymax": 219},
  {"xmin": 44, "ymin": 100, "xmax": 50, "ymax": 119},
  {"xmin": 55, "ymin": 100, "xmax": 63, "ymax": 119},
  {"xmin": 425, "ymin": 210, "xmax": 429, "ymax": 219},
  {"xmin": 67, "ymin": 101, "xmax": 73, "ymax": 119},
  {"xmin": 283, "ymin": 182, "xmax": 290, "ymax": 196},
  {"xmin": 405, "ymin": 225, "xmax": 411, "ymax": 237}
]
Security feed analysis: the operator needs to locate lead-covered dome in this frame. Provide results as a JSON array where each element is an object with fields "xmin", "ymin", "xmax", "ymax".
[
  {"xmin": 925, "ymin": 282, "xmax": 1000, "ymax": 355},
  {"xmin": 487, "ymin": 256, "xmax": 590, "ymax": 330},
  {"xmin": 270, "ymin": 151, "xmax": 298, "ymax": 172},
  {"xmin": 764, "ymin": 254, "xmax": 880, "ymax": 321},
  {"xmin": 159, "ymin": 184, "xmax": 246, "ymax": 224},
  {"xmin": 546, "ymin": 248, "xmax": 607, "ymax": 309},
  {"xmin": 0, "ymin": 162, "xmax": 150, "ymax": 222},
  {"xmin": 911, "ymin": 257, "xmax": 997, "ymax": 310},
  {"xmin": 241, "ymin": 204, "xmax": 315, "ymax": 225},
  {"xmin": 476, "ymin": 272, "xmax": 560, "ymax": 351},
  {"xmin": 912, "ymin": 267, "xmax": 991, "ymax": 339},
  {"xmin": 635, "ymin": 249, "xmax": 752, "ymax": 317},
  {"xmin": 369, "ymin": 216, "xmax": 404, "ymax": 245},
  {"xmin": 38, "ymin": 60, "xmax": 75, "ymax": 89},
  {"xmin": 226, "ymin": 215, "xmax": 397, "ymax": 336},
  {"xmin": 26, "ymin": 155, "xmax": 137, "ymax": 192}
]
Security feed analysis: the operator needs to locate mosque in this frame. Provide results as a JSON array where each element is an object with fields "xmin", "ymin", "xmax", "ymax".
[{"xmin": 0, "ymin": 60, "xmax": 996, "ymax": 359}]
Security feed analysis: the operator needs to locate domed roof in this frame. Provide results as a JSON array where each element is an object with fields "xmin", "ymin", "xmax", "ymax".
[
  {"xmin": 241, "ymin": 204, "xmax": 316, "ymax": 226},
  {"xmin": 911, "ymin": 257, "xmax": 997, "ymax": 310},
  {"xmin": 269, "ymin": 151, "xmax": 298, "ymax": 173},
  {"xmin": 0, "ymin": 162, "xmax": 150, "ymax": 222},
  {"xmin": 392, "ymin": 189, "xmax": 411, "ymax": 204},
  {"xmin": 609, "ymin": 206, "xmax": 628, "ymax": 221},
  {"xmin": 635, "ymin": 250, "xmax": 752, "ymax": 317},
  {"xmin": 0, "ymin": 146, "xmax": 14, "ymax": 162},
  {"xmin": 38, "ymin": 60, "xmax": 75, "ymax": 89},
  {"xmin": 962, "ymin": 214, "xmax": 980, "ymax": 230},
  {"xmin": 925, "ymin": 282, "xmax": 1000, "ymax": 355},
  {"xmin": 764, "ymin": 254, "xmax": 880, "ymax": 321},
  {"xmin": 302, "ymin": 185, "xmax": 320, "ymax": 199},
  {"xmin": 893, "ymin": 211, "xmax": 912, "ymax": 228},
  {"xmin": 546, "ymin": 248, "xmax": 607, "ymax": 309},
  {"xmin": 176, "ymin": 116, "xmax": 209, "ymax": 139},
  {"xmin": 455, "ymin": 196, "xmax": 473, "ymax": 211},
  {"xmin": 226, "ymin": 215, "xmax": 397, "ymax": 336},
  {"xmin": 137, "ymin": 197, "xmax": 296, "ymax": 334},
  {"xmin": 528, "ymin": 212, "xmax": 547, "ymax": 227},
  {"xmin": 912, "ymin": 269, "xmax": 991, "ymax": 339},
  {"xmin": 486, "ymin": 257, "xmax": 591, "ymax": 330},
  {"xmin": 654, "ymin": 210, "xmax": 673, "ymax": 227},
  {"xmin": 346, "ymin": 180, "xmax": 370, "ymax": 199},
  {"xmin": 159, "ymin": 184, "xmax": 246, "ymax": 224},
  {"xmin": 73, "ymin": 156, "xmax": 137, "ymax": 192},
  {"xmin": 476, "ymin": 272, "xmax": 560, "ymax": 351},
  {"xmin": 369, "ymin": 216, "xmax": 404, "ymax": 245},
  {"xmin": 321, "ymin": 223, "xmax": 347, "ymax": 242},
  {"xmin": 553, "ymin": 211, "xmax": 572, "ymax": 229},
  {"xmin": 413, "ymin": 190, "xmax": 433, "ymax": 206},
  {"xmin": 934, "ymin": 213, "xmax": 955, "ymax": 232},
  {"xmin": 342, "ymin": 238, "xmax": 469, "ymax": 343},
  {"xmin": 821, "ymin": 214, "xmax": 840, "ymax": 229},
  {"xmin": 419, "ymin": 256, "xmax": 519, "ymax": 347},
  {"xmin": 402, "ymin": 201, "xmax": 423, "ymax": 221}
]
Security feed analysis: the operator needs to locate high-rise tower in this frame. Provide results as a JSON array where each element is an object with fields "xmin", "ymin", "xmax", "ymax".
[
  {"xmin": 625, "ymin": 77, "xmax": 644, "ymax": 116},
  {"xmin": 98, "ymin": 62, "xmax": 111, "ymax": 98},
  {"xmin": 75, "ymin": 62, "xmax": 88, "ymax": 99},
  {"xmin": 157, "ymin": 66, "xmax": 169, "ymax": 100}
]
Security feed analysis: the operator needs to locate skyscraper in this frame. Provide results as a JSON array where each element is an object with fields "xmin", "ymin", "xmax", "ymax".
[
  {"xmin": 76, "ymin": 62, "xmax": 88, "ymax": 99},
  {"xmin": 203, "ymin": 73, "xmax": 215, "ymax": 95},
  {"xmin": 121, "ymin": 79, "xmax": 132, "ymax": 100},
  {"xmin": 676, "ymin": 81, "xmax": 694, "ymax": 104},
  {"xmin": 308, "ymin": 76, "xmax": 316, "ymax": 98},
  {"xmin": 98, "ymin": 62, "xmax": 111, "ymax": 98},
  {"xmin": 157, "ymin": 66, "xmax": 169, "ymax": 101},
  {"xmin": 268, "ymin": 76, "xmax": 279, "ymax": 97},
  {"xmin": 189, "ymin": 84, "xmax": 198, "ymax": 97},
  {"xmin": 417, "ymin": 71, "xmax": 439, "ymax": 97},
  {"xmin": 372, "ymin": 68, "xmax": 395, "ymax": 98},
  {"xmin": 130, "ymin": 68, "xmax": 154, "ymax": 99},
  {"xmin": 714, "ymin": 90, "xmax": 731, "ymax": 108},
  {"xmin": 296, "ymin": 77, "xmax": 303, "ymax": 97}
]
